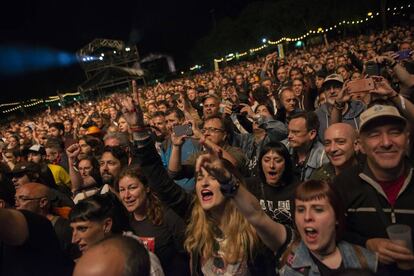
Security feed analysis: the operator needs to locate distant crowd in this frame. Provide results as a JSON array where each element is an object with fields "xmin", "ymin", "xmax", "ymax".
[{"xmin": 0, "ymin": 24, "xmax": 414, "ymax": 276}]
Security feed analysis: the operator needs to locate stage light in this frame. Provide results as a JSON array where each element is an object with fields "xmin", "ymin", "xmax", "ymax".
[
  {"xmin": 99, "ymin": 57, "xmax": 103, "ymax": 61},
  {"xmin": 101, "ymin": 53, "xmax": 105, "ymax": 57},
  {"xmin": 113, "ymin": 50, "xmax": 117, "ymax": 54},
  {"xmin": 262, "ymin": 38, "xmax": 267, "ymax": 43},
  {"xmin": 125, "ymin": 47, "xmax": 130, "ymax": 51},
  {"xmin": 367, "ymin": 12, "xmax": 373, "ymax": 16},
  {"xmin": 82, "ymin": 58, "xmax": 87, "ymax": 61}
]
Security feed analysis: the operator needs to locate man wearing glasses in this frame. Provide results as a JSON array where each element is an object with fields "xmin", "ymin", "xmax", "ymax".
[
  {"xmin": 168, "ymin": 115, "xmax": 247, "ymax": 180},
  {"xmin": 15, "ymin": 182, "xmax": 76, "ymax": 258}
]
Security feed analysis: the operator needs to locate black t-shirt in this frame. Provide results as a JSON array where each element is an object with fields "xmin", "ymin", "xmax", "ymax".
[
  {"xmin": 130, "ymin": 207, "xmax": 190, "ymax": 276},
  {"xmin": 310, "ymin": 253, "xmax": 345, "ymax": 276},
  {"xmin": 246, "ymin": 176, "xmax": 297, "ymax": 227},
  {"xmin": 0, "ymin": 210, "xmax": 74, "ymax": 276}
]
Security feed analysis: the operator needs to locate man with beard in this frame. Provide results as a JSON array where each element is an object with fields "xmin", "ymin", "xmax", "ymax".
[
  {"xmin": 150, "ymin": 111, "xmax": 169, "ymax": 155},
  {"xmin": 160, "ymin": 108, "xmax": 200, "ymax": 192},
  {"xmin": 99, "ymin": 146, "xmax": 128, "ymax": 188}
]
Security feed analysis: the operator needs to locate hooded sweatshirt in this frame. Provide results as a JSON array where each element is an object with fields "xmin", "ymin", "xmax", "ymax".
[{"xmin": 315, "ymin": 100, "xmax": 365, "ymax": 142}]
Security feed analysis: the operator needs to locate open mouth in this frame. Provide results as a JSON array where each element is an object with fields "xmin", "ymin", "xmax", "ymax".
[
  {"xmin": 304, "ymin": 227, "xmax": 318, "ymax": 240},
  {"xmin": 267, "ymin": 171, "xmax": 278, "ymax": 177},
  {"xmin": 201, "ymin": 189, "xmax": 213, "ymax": 201}
]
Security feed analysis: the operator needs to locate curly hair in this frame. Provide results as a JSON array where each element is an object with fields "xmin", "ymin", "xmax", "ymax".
[{"xmin": 117, "ymin": 165, "xmax": 164, "ymax": 226}]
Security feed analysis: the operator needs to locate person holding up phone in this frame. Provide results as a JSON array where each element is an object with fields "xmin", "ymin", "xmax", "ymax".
[
  {"xmin": 315, "ymin": 74, "xmax": 365, "ymax": 142},
  {"xmin": 373, "ymin": 53, "xmax": 414, "ymax": 100}
]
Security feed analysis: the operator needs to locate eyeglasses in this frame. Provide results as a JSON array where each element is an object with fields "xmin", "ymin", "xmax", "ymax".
[
  {"xmin": 201, "ymin": 127, "xmax": 224, "ymax": 134},
  {"xmin": 15, "ymin": 196, "xmax": 45, "ymax": 203}
]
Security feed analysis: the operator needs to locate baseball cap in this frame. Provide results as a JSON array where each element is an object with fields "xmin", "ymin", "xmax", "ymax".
[
  {"xmin": 86, "ymin": 126, "xmax": 101, "ymax": 135},
  {"xmin": 11, "ymin": 161, "xmax": 39, "ymax": 175},
  {"xmin": 28, "ymin": 144, "xmax": 46, "ymax": 155},
  {"xmin": 322, "ymin": 74, "xmax": 344, "ymax": 88},
  {"xmin": 359, "ymin": 105, "xmax": 407, "ymax": 133}
]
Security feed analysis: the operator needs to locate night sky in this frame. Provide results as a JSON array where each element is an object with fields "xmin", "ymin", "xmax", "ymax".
[{"xmin": 0, "ymin": 0, "xmax": 253, "ymax": 104}]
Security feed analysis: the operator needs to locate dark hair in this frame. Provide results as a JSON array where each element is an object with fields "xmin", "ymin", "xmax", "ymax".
[
  {"xmin": 294, "ymin": 180, "xmax": 346, "ymax": 241},
  {"xmin": 77, "ymin": 156, "xmax": 103, "ymax": 188},
  {"xmin": 254, "ymin": 102, "xmax": 275, "ymax": 117},
  {"xmin": 79, "ymin": 135, "xmax": 104, "ymax": 157},
  {"xmin": 117, "ymin": 165, "xmax": 164, "ymax": 225},
  {"xmin": 49, "ymin": 122, "xmax": 64, "ymax": 133},
  {"xmin": 101, "ymin": 146, "xmax": 128, "ymax": 168},
  {"xmin": 257, "ymin": 141, "xmax": 294, "ymax": 185},
  {"xmin": 69, "ymin": 192, "xmax": 131, "ymax": 234},
  {"xmin": 165, "ymin": 107, "xmax": 185, "ymax": 121},
  {"xmin": 252, "ymin": 86, "xmax": 270, "ymax": 104},
  {"xmin": 289, "ymin": 111, "xmax": 320, "ymax": 133},
  {"xmin": 45, "ymin": 137, "xmax": 64, "ymax": 151},
  {"xmin": 151, "ymin": 111, "xmax": 165, "ymax": 119},
  {"xmin": 203, "ymin": 114, "xmax": 226, "ymax": 130},
  {"xmin": 0, "ymin": 177, "xmax": 15, "ymax": 207}
]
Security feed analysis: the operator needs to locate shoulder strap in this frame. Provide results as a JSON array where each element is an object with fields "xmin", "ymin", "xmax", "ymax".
[{"xmin": 352, "ymin": 244, "xmax": 368, "ymax": 269}]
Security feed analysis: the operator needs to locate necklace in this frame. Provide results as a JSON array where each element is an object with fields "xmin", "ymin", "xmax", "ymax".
[{"xmin": 312, "ymin": 247, "xmax": 338, "ymax": 260}]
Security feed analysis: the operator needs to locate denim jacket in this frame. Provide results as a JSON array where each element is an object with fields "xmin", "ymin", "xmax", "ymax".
[
  {"xmin": 283, "ymin": 140, "xmax": 329, "ymax": 181},
  {"xmin": 280, "ymin": 241, "xmax": 377, "ymax": 276}
]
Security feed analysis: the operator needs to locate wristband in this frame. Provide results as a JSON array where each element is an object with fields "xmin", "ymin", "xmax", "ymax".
[{"xmin": 220, "ymin": 174, "xmax": 240, "ymax": 197}]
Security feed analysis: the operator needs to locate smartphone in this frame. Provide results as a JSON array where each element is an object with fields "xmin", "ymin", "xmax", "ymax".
[
  {"xmin": 173, "ymin": 123, "xmax": 193, "ymax": 136},
  {"xmin": 365, "ymin": 61, "xmax": 381, "ymax": 76},
  {"xmin": 347, "ymin": 78, "xmax": 375, "ymax": 94},
  {"xmin": 397, "ymin": 49, "xmax": 412, "ymax": 60},
  {"xmin": 172, "ymin": 94, "xmax": 180, "ymax": 101}
]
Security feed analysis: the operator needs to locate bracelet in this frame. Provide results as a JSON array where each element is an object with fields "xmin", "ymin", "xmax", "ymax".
[{"xmin": 220, "ymin": 174, "xmax": 240, "ymax": 197}]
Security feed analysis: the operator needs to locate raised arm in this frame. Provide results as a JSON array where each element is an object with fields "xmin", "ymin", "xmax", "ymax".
[
  {"xmin": 195, "ymin": 153, "xmax": 287, "ymax": 252},
  {"xmin": 66, "ymin": 143, "xmax": 83, "ymax": 193}
]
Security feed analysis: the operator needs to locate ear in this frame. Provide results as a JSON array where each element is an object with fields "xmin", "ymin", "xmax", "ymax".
[
  {"xmin": 39, "ymin": 198, "xmax": 48, "ymax": 209},
  {"xmin": 309, "ymin": 129, "xmax": 317, "ymax": 140},
  {"xmin": 0, "ymin": 199, "xmax": 5, "ymax": 209},
  {"xmin": 357, "ymin": 137, "xmax": 366, "ymax": 154},
  {"xmin": 353, "ymin": 139, "xmax": 360, "ymax": 153},
  {"xmin": 102, "ymin": 217, "xmax": 113, "ymax": 235}
]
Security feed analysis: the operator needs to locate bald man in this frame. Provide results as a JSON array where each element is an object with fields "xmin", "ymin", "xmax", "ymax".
[
  {"xmin": 74, "ymin": 235, "xmax": 164, "ymax": 276},
  {"xmin": 15, "ymin": 182, "xmax": 49, "ymax": 214},
  {"xmin": 15, "ymin": 182, "xmax": 77, "ymax": 258},
  {"xmin": 310, "ymin": 123, "xmax": 358, "ymax": 181}
]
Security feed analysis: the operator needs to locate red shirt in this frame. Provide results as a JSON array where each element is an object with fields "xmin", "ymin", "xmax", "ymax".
[{"xmin": 378, "ymin": 174, "xmax": 406, "ymax": 206}]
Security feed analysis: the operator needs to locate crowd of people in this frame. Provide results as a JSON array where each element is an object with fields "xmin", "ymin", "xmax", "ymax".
[{"xmin": 0, "ymin": 24, "xmax": 414, "ymax": 275}]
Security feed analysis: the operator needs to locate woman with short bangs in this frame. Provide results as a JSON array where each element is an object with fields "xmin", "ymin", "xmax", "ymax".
[
  {"xmin": 246, "ymin": 141, "xmax": 297, "ymax": 226},
  {"xmin": 195, "ymin": 153, "xmax": 378, "ymax": 275},
  {"xmin": 117, "ymin": 165, "xmax": 189, "ymax": 276}
]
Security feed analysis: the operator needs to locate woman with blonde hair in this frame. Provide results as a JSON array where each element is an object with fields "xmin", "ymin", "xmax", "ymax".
[{"xmin": 133, "ymin": 136, "xmax": 288, "ymax": 275}]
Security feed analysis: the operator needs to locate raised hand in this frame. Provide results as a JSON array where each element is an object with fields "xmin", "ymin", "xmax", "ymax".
[{"xmin": 66, "ymin": 143, "xmax": 80, "ymax": 161}]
